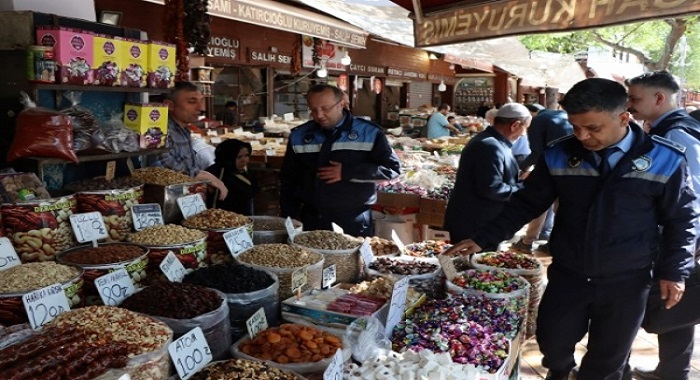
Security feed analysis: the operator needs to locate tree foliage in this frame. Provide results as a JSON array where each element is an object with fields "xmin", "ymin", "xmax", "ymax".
[{"xmin": 519, "ymin": 17, "xmax": 700, "ymax": 90}]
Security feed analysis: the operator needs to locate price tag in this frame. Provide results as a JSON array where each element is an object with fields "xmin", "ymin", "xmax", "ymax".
[
  {"xmin": 291, "ymin": 265, "xmax": 308, "ymax": 293},
  {"xmin": 245, "ymin": 307, "xmax": 268, "ymax": 338},
  {"xmin": 391, "ymin": 230, "xmax": 406, "ymax": 254},
  {"xmin": 95, "ymin": 269, "xmax": 135, "ymax": 306},
  {"xmin": 438, "ymin": 255, "xmax": 459, "ymax": 280},
  {"xmin": 210, "ymin": 137, "xmax": 222, "ymax": 144},
  {"xmin": 223, "ymin": 226, "xmax": 254, "ymax": 257},
  {"xmin": 283, "ymin": 112, "xmax": 294, "ymax": 121},
  {"xmin": 177, "ymin": 194, "xmax": 206, "ymax": 219},
  {"xmin": 168, "ymin": 327, "xmax": 213, "ymax": 380},
  {"xmin": 126, "ymin": 158, "xmax": 136, "ymax": 175},
  {"xmin": 0, "ymin": 237, "xmax": 21, "ymax": 271},
  {"xmin": 285, "ymin": 217, "xmax": 298, "ymax": 240},
  {"xmin": 384, "ymin": 276, "xmax": 409, "ymax": 337},
  {"xmin": 22, "ymin": 283, "xmax": 69, "ymax": 329},
  {"xmin": 206, "ymin": 130, "xmax": 218, "ymax": 137},
  {"xmin": 160, "ymin": 251, "xmax": 187, "ymax": 282},
  {"xmin": 70, "ymin": 211, "xmax": 109, "ymax": 243},
  {"xmin": 131, "ymin": 203, "xmax": 165, "ymax": 231},
  {"xmin": 322, "ymin": 264, "xmax": 337, "ymax": 289},
  {"xmin": 359, "ymin": 240, "xmax": 374, "ymax": 266},
  {"xmin": 331, "ymin": 223, "xmax": 344, "ymax": 234},
  {"xmin": 234, "ymin": 127, "xmax": 244, "ymax": 134},
  {"xmin": 105, "ymin": 160, "xmax": 116, "ymax": 181},
  {"xmin": 265, "ymin": 148, "xmax": 276, "ymax": 156},
  {"xmin": 323, "ymin": 348, "xmax": 344, "ymax": 380}
]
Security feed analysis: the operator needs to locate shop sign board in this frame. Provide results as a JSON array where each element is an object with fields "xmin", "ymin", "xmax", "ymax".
[
  {"xmin": 414, "ymin": 0, "xmax": 700, "ymax": 47},
  {"xmin": 207, "ymin": 35, "xmax": 239, "ymax": 61},
  {"xmin": 427, "ymin": 73, "xmax": 455, "ymax": 84},
  {"xmin": 387, "ymin": 67, "xmax": 427, "ymax": 81},
  {"xmin": 347, "ymin": 63, "xmax": 386, "ymax": 76},
  {"xmin": 249, "ymin": 50, "xmax": 293, "ymax": 65}
]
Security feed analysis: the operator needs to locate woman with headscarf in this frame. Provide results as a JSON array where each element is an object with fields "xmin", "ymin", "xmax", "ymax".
[{"xmin": 204, "ymin": 139, "xmax": 257, "ymax": 215}]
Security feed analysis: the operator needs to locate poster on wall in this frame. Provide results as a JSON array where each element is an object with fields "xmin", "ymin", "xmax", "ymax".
[
  {"xmin": 302, "ymin": 36, "xmax": 349, "ymax": 71},
  {"xmin": 337, "ymin": 74, "xmax": 348, "ymax": 91},
  {"xmin": 371, "ymin": 76, "xmax": 382, "ymax": 94}
]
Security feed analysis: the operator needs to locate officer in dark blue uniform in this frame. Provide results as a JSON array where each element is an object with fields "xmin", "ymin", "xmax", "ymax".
[
  {"xmin": 280, "ymin": 84, "xmax": 401, "ymax": 237},
  {"xmin": 446, "ymin": 78, "xmax": 697, "ymax": 380}
]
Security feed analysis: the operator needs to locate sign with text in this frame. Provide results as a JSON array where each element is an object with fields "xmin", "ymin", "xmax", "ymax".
[
  {"xmin": 160, "ymin": 251, "xmax": 187, "ymax": 282},
  {"xmin": 331, "ymin": 223, "xmax": 344, "ymax": 234},
  {"xmin": 0, "ymin": 237, "xmax": 21, "ymax": 271},
  {"xmin": 359, "ymin": 240, "xmax": 374, "ymax": 266},
  {"xmin": 70, "ymin": 211, "xmax": 109, "ymax": 243},
  {"xmin": 206, "ymin": 35, "xmax": 239, "ymax": 61},
  {"xmin": 223, "ymin": 226, "xmax": 254, "ymax": 257},
  {"xmin": 131, "ymin": 203, "xmax": 164, "ymax": 231},
  {"xmin": 391, "ymin": 230, "xmax": 406, "ymax": 255},
  {"xmin": 285, "ymin": 217, "xmax": 298, "ymax": 240},
  {"xmin": 177, "ymin": 194, "xmax": 206, "ymax": 219},
  {"xmin": 245, "ymin": 307, "xmax": 268, "ymax": 339},
  {"xmin": 322, "ymin": 264, "xmax": 337, "ymax": 289},
  {"xmin": 95, "ymin": 269, "xmax": 135, "ymax": 306},
  {"xmin": 438, "ymin": 255, "xmax": 459, "ymax": 281},
  {"xmin": 168, "ymin": 327, "xmax": 212, "ymax": 380},
  {"xmin": 105, "ymin": 161, "xmax": 116, "ymax": 182},
  {"xmin": 384, "ymin": 276, "xmax": 409, "ymax": 337},
  {"xmin": 323, "ymin": 348, "xmax": 344, "ymax": 380},
  {"xmin": 414, "ymin": 0, "xmax": 700, "ymax": 47},
  {"xmin": 22, "ymin": 283, "xmax": 69, "ymax": 329},
  {"xmin": 291, "ymin": 265, "xmax": 308, "ymax": 293}
]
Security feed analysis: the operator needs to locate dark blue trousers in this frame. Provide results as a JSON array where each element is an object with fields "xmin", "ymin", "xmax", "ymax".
[
  {"xmin": 537, "ymin": 264, "xmax": 652, "ymax": 380},
  {"xmin": 300, "ymin": 205, "xmax": 373, "ymax": 237}
]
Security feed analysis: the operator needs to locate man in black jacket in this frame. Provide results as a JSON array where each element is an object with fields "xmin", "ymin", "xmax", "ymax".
[{"xmin": 446, "ymin": 78, "xmax": 697, "ymax": 380}]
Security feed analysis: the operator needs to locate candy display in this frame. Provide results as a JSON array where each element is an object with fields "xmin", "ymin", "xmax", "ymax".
[
  {"xmin": 472, "ymin": 251, "xmax": 540, "ymax": 270},
  {"xmin": 403, "ymin": 240, "xmax": 452, "ymax": 258},
  {"xmin": 450, "ymin": 269, "xmax": 529, "ymax": 294},
  {"xmin": 344, "ymin": 350, "xmax": 479, "ymax": 380},
  {"xmin": 368, "ymin": 257, "xmax": 438, "ymax": 276},
  {"xmin": 367, "ymin": 236, "xmax": 400, "ymax": 256}
]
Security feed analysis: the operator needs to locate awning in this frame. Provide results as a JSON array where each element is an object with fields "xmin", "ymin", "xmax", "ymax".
[
  {"xmin": 495, "ymin": 51, "xmax": 587, "ymax": 93},
  {"xmin": 389, "ymin": 0, "xmax": 700, "ymax": 47},
  {"xmin": 142, "ymin": 0, "xmax": 368, "ymax": 48}
]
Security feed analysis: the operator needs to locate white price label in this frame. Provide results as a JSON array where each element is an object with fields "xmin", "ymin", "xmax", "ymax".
[
  {"xmin": 245, "ymin": 307, "xmax": 268, "ymax": 338},
  {"xmin": 0, "ymin": 237, "xmax": 21, "ymax": 271},
  {"xmin": 131, "ymin": 203, "xmax": 164, "ymax": 231},
  {"xmin": 206, "ymin": 130, "xmax": 218, "ymax": 137},
  {"xmin": 223, "ymin": 226, "xmax": 254, "ymax": 257},
  {"xmin": 331, "ymin": 223, "xmax": 344, "ymax": 234},
  {"xmin": 322, "ymin": 264, "xmax": 337, "ymax": 289},
  {"xmin": 291, "ymin": 266, "xmax": 308, "ymax": 293},
  {"xmin": 70, "ymin": 211, "xmax": 109, "ymax": 243},
  {"xmin": 95, "ymin": 269, "xmax": 135, "ymax": 306},
  {"xmin": 160, "ymin": 251, "xmax": 187, "ymax": 282},
  {"xmin": 177, "ymin": 194, "xmax": 206, "ymax": 219},
  {"xmin": 391, "ymin": 230, "xmax": 406, "ymax": 254},
  {"xmin": 210, "ymin": 137, "xmax": 222, "ymax": 144},
  {"xmin": 323, "ymin": 349, "xmax": 344, "ymax": 380},
  {"xmin": 265, "ymin": 148, "xmax": 276, "ymax": 156},
  {"xmin": 438, "ymin": 255, "xmax": 459, "ymax": 280},
  {"xmin": 233, "ymin": 127, "xmax": 244, "ymax": 134},
  {"xmin": 385, "ymin": 276, "xmax": 409, "ymax": 337},
  {"xmin": 22, "ymin": 283, "xmax": 69, "ymax": 329},
  {"xmin": 285, "ymin": 217, "xmax": 298, "ymax": 240},
  {"xmin": 359, "ymin": 240, "xmax": 374, "ymax": 266},
  {"xmin": 105, "ymin": 160, "xmax": 116, "ymax": 181},
  {"xmin": 168, "ymin": 327, "xmax": 213, "ymax": 380}
]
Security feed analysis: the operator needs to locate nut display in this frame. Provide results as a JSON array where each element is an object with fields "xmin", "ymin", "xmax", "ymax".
[
  {"xmin": 0, "ymin": 173, "xmax": 51, "ymax": 203},
  {"xmin": 368, "ymin": 236, "xmax": 400, "ymax": 256},
  {"xmin": 182, "ymin": 208, "xmax": 250, "ymax": 230},
  {"xmin": 132, "ymin": 167, "xmax": 196, "ymax": 186},
  {"xmin": 189, "ymin": 359, "xmax": 300, "ymax": 380},
  {"xmin": 252, "ymin": 218, "xmax": 287, "ymax": 231},
  {"xmin": 239, "ymin": 323, "xmax": 342, "ymax": 363},
  {"xmin": 121, "ymin": 282, "xmax": 222, "ymax": 319},
  {"xmin": 368, "ymin": 257, "xmax": 439, "ymax": 276},
  {"xmin": 59, "ymin": 243, "xmax": 146, "ymax": 265},
  {"xmin": 1, "ymin": 195, "xmax": 77, "ymax": 262},
  {"xmin": 0, "ymin": 326, "xmax": 130, "ymax": 380},
  {"xmin": 0, "ymin": 262, "xmax": 80, "ymax": 293},
  {"xmin": 73, "ymin": 185, "xmax": 143, "ymax": 242},
  {"xmin": 404, "ymin": 240, "xmax": 453, "ymax": 258},
  {"xmin": 293, "ymin": 230, "xmax": 362, "ymax": 251},
  {"xmin": 128, "ymin": 224, "xmax": 207, "ymax": 246}
]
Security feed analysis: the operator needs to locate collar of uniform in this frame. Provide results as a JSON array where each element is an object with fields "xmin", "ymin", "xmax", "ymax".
[
  {"xmin": 611, "ymin": 125, "xmax": 635, "ymax": 154},
  {"xmin": 650, "ymin": 108, "xmax": 682, "ymax": 129},
  {"xmin": 485, "ymin": 126, "xmax": 514, "ymax": 148}
]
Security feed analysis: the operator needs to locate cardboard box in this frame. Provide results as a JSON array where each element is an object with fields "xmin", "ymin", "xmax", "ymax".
[
  {"xmin": 376, "ymin": 192, "xmax": 421, "ymax": 209},
  {"xmin": 416, "ymin": 212, "xmax": 445, "ymax": 228},
  {"xmin": 281, "ymin": 288, "xmax": 388, "ymax": 329},
  {"xmin": 36, "ymin": 26, "xmax": 94, "ymax": 85},
  {"xmin": 419, "ymin": 197, "xmax": 447, "ymax": 214},
  {"xmin": 92, "ymin": 34, "xmax": 122, "ymax": 86},
  {"xmin": 147, "ymin": 41, "xmax": 176, "ymax": 88},
  {"xmin": 120, "ymin": 38, "xmax": 147, "ymax": 87},
  {"xmin": 123, "ymin": 103, "xmax": 168, "ymax": 148}
]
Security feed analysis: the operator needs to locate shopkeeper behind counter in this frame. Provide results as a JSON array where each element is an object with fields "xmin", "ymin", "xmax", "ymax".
[
  {"xmin": 147, "ymin": 81, "xmax": 228, "ymax": 200},
  {"xmin": 204, "ymin": 139, "xmax": 258, "ymax": 215}
]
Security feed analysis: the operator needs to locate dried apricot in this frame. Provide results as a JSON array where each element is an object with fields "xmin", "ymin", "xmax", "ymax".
[
  {"xmin": 299, "ymin": 331, "xmax": 314, "ymax": 341},
  {"xmin": 266, "ymin": 332, "xmax": 281, "ymax": 343},
  {"xmin": 276, "ymin": 355, "xmax": 289, "ymax": 363},
  {"xmin": 286, "ymin": 347, "xmax": 301, "ymax": 358},
  {"xmin": 304, "ymin": 340, "xmax": 318, "ymax": 349}
]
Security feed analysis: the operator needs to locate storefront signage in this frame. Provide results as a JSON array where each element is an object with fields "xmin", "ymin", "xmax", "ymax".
[
  {"xmin": 388, "ymin": 67, "xmax": 427, "ymax": 81},
  {"xmin": 301, "ymin": 37, "xmax": 348, "ymax": 71},
  {"xmin": 347, "ymin": 64, "xmax": 385, "ymax": 75},
  {"xmin": 428, "ymin": 73, "xmax": 455, "ymax": 84},
  {"xmin": 207, "ymin": 35, "xmax": 239, "ymax": 60},
  {"xmin": 250, "ymin": 50, "xmax": 293, "ymax": 64},
  {"xmin": 414, "ymin": 0, "xmax": 700, "ymax": 47},
  {"xmin": 443, "ymin": 54, "xmax": 493, "ymax": 73}
]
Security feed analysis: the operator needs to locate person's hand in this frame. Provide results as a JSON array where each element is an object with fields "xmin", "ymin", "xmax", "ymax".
[
  {"xmin": 443, "ymin": 239, "xmax": 482, "ymax": 256},
  {"xmin": 519, "ymin": 170, "xmax": 531, "ymax": 180},
  {"xmin": 659, "ymin": 279, "xmax": 685, "ymax": 309},
  {"xmin": 318, "ymin": 161, "xmax": 342, "ymax": 184},
  {"xmin": 210, "ymin": 177, "xmax": 228, "ymax": 200}
]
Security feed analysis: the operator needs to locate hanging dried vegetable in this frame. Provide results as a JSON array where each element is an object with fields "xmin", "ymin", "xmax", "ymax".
[
  {"xmin": 162, "ymin": 0, "xmax": 189, "ymax": 81},
  {"xmin": 183, "ymin": 0, "xmax": 210, "ymax": 55}
]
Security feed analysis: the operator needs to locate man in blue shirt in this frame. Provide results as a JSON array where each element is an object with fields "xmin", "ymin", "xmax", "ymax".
[
  {"xmin": 627, "ymin": 70, "xmax": 700, "ymax": 380},
  {"xmin": 426, "ymin": 103, "xmax": 459, "ymax": 138}
]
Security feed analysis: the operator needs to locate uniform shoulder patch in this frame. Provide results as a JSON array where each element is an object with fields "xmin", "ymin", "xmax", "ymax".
[
  {"xmin": 651, "ymin": 135, "xmax": 686, "ymax": 154},
  {"xmin": 546, "ymin": 134, "xmax": 575, "ymax": 148}
]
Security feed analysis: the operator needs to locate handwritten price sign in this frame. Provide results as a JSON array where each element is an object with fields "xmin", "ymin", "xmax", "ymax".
[
  {"xmin": 160, "ymin": 251, "xmax": 187, "ymax": 282},
  {"xmin": 285, "ymin": 217, "xmax": 299, "ymax": 240},
  {"xmin": 246, "ymin": 307, "xmax": 268, "ymax": 339},
  {"xmin": 168, "ymin": 327, "xmax": 212, "ymax": 380},
  {"xmin": 177, "ymin": 194, "xmax": 206, "ymax": 219},
  {"xmin": 95, "ymin": 269, "xmax": 135, "ymax": 306},
  {"xmin": 0, "ymin": 237, "xmax": 21, "ymax": 271},
  {"xmin": 291, "ymin": 266, "xmax": 308, "ymax": 293},
  {"xmin": 22, "ymin": 283, "xmax": 69, "ymax": 329},
  {"xmin": 322, "ymin": 264, "xmax": 337, "ymax": 289},
  {"xmin": 384, "ymin": 276, "xmax": 409, "ymax": 337},
  {"xmin": 223, "ymin": 226, "xmax": 253, "ymax": 258},
  {"xmin": 131, "ymin": 203, "xmax": 164, "ymax": 231},
  {"xmin": 70, "ymin": 211, "xmax": 109, "ymax": 243},
  {"xmin": 323, "ymin": 349, "xmax": 344, "ymax": 380}
]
